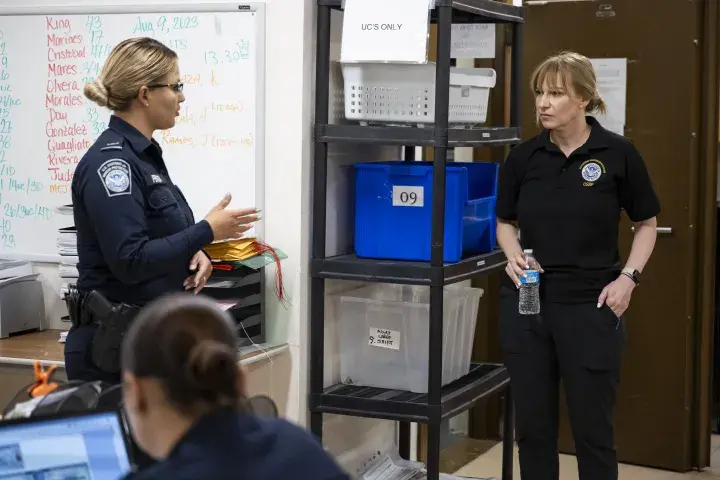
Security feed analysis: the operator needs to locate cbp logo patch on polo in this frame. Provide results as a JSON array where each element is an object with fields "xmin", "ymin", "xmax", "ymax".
[
  {"xmin": 579, "ymin": 159, "xmax": 606, "ymax": 186},
  {"xmin": 97, "ymin": 159, "xmax": 132, "ymax": 197}
]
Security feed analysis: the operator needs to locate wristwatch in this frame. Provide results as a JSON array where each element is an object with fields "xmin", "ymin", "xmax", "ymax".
[{"xmin": 621, "ymin": 267, "xmax": 640, "ymax": 286}]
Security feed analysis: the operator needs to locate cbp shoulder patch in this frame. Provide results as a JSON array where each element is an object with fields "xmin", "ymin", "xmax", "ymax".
[{"xmin": 97, "ymin": 159, "xmax": 132, "ymax": 197}]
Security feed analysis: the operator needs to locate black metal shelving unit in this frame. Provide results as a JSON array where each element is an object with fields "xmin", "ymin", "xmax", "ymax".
[{"xmin": 309, "ymin": 1, "xmax": 525, "ymax": 479}]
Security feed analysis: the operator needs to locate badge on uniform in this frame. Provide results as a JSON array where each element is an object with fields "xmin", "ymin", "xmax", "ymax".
[
  {"xmin": 580, "ymin": 159, "xmax": 605, "ymax": 187},
  {"xmin": 98, "ymin": 159, "xmax": 132, "ymax": 197}
]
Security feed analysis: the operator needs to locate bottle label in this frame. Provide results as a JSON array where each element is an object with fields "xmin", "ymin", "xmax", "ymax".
[{"xmin": 520, "ymin": 270, "xmax": 540, "ymax": 285}]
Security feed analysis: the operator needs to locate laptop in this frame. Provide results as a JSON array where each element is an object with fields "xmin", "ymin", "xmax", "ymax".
[{"xmin": 0, "ymin": 409, "xmax": 133, "ymax": 480}]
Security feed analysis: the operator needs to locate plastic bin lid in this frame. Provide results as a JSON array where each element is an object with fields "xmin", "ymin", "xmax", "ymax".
[{"xmin": 449, "ymin": 68, "xmax": 497, "ymax": 89}]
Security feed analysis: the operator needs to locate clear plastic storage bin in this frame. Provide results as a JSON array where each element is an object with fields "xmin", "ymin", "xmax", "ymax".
[{"xmin": 337, "ymin": 284, "xmax": 484, "ymax": 394}]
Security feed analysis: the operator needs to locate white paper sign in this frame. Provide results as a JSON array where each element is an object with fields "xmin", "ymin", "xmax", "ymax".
[
  {"xmin": 590, "ymin": 58, "xmax": 627, "ymax": 136},
  {"xmin": 341, "ymin": 0, "xmax": 431, "ymax": 63},
  {"xmin": 369, "ymin": 327, "xmax": 400, "ymax": 350},
  {"xmin": 451, "ymin": 24, "xmax": 495, "ymax": 59},
  {"xmin": 392, "ymin": 185, "xmax": 424, "ymax": 207}
]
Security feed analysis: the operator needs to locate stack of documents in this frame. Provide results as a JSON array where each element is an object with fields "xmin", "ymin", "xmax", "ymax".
[
  {"xmin": 358, "ymin": 449, "xmax": 495, "ymax": 480},
  {"xmin": 205, "ymin": 238, "xmax": 259, "ymax": 262},
  {"xmin": 58, "ymin": 256, "xmax": 79, "ymax": 279},
  {"xmin": 56, "ymin": 226, "xmax": 78, "ymax": 257},
  {"xmin": 55, "ymin": 205, "xmax": 78, "ymax": 305},
  {"xmin": 53, "ymin": 205, "xmax": 73, "ymax": 216},
  {"xmin": 205, "ymin": 238, "xmax": 288, "ymax": 271}
]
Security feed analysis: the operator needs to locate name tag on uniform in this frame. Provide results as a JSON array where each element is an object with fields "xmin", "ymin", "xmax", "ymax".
[{"xmin": 149, "ymin": 174, "xmax": 166, "ymax": 185}]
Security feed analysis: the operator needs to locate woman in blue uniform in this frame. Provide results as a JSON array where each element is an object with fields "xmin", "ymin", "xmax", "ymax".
[
  {"xmin": 496, "ymin": 52, "xmax": 660, "ymax": 480},
  {"xmin": 121, "ymin": 293, "xmax": 350, "ymax": 480},
  {"xmin": 65, "ymin": 37, "xmax": 258, "ymax": 384}
]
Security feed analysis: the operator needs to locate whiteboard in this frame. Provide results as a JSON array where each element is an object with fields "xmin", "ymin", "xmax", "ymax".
[{"xmin": 0, "ymin": 3, "xmax": 265, "ymax": 262}]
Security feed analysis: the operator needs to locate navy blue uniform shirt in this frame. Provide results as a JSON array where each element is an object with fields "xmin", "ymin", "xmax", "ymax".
[
  {"xmin": 72, "ymin": 115, "xmax": 214, "ymax": 305},
  {"xmin": 125, "ymin": 408, "xmax": 350, "ymax": 480}
]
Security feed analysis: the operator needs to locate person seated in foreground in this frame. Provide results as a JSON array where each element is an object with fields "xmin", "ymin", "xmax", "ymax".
[{"xmin": 121, "ymin": 293, "xmax": 350, "ymax": 480}]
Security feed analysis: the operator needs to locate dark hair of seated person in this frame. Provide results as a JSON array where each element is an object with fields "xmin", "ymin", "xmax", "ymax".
[
  {"xmin": 123, "ymin": 292, "xmax": 243, "ymax": 413},
  {"xmin": 121, "ymin": 293, "xmax": 350, "ymax": 480}
]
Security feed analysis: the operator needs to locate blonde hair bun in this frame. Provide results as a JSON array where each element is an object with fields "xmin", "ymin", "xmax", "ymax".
[
  {"xmin": 84, "ymin": 80, "xmax": 109, "ymax": 108},
  {"xmin": 86, "ymin": 38, "xmax": 178, "ymax": 112}
]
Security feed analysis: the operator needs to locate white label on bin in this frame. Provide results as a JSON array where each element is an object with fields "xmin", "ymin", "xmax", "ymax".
[
  {"xmin": 369, "ymin": 327, "xmax": 400, "ymax": 350},
  {"xmin": 392, "ymin": 186, "xmax": 424, "ymax": 207}
]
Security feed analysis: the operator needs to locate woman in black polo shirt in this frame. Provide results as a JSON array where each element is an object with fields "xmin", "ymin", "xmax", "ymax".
[{"xmin": 496, "ymin": 51, "xmax": 660, "ymax": 480}]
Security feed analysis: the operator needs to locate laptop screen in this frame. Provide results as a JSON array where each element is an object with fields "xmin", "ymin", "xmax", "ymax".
[{"xmin": 0, "ymin": 410, "xmax": 131, "ymax": 480}]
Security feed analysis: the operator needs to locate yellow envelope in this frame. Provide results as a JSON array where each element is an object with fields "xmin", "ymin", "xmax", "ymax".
[{"xmin": 205, "ymin": 238, "xmax": 259, "ymax": 261}]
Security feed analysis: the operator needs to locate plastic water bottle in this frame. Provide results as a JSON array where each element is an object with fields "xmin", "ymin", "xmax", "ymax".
[{"xmin": 519, "ymin": 249, "xmax": 540, "ymax": 315}]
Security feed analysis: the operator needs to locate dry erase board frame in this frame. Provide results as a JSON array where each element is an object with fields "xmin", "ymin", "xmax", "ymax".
[{"xmin": 0, "ymin": 3, "xmax": 266, "ymax": 263}]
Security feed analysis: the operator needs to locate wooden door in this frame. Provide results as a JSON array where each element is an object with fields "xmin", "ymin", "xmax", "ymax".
[{"xmin": 521, "ymin": 0, "xmax": 718, "ymax": 471}]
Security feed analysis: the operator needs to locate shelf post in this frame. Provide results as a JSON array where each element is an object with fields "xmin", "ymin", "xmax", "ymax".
[
  {"xmin": 510, "ymin": 23, "xmax": 523, "ymax": 129},
  {"xmin": 427, "ymin": 4, "xmax": 453, "ymax": 480},
  {"xmin": 309, "ymin": 2, "xmax": 332, "ymax": 441},
  {"xmin": 399, "ymin": 422, "xmax": 411, "ymax": 459}
]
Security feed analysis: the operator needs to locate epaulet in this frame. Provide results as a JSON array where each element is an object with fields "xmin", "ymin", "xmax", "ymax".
[{"xmin": 99, "ymin": 137, "xmax": 125, "ymax": 152}]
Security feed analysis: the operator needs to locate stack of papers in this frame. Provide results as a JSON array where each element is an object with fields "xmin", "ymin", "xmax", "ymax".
[
  {"xmin": 58, "ymin": 256, "xmax": 79, "ymax": 279},
  {"xmin": 205, "ymin": 238, "xmax": 259, "ymax": 261},
  {"xmin": 55, "ymin": 205, "xmax": 78, "ymax": 314},
  {"xmin": 53, "ymin": 205, "xmax": 73, "ymax": 215},
  {"xmin": 56, "ymin": 226, "xmax": 78, "ymax": 257},
  {"xmin": 205, "ymin": 239, "xmax": 288, "ymax": 272},
  {"xmin": 358, "ymin": 449, "xmax": 496, "ymax": 480}
]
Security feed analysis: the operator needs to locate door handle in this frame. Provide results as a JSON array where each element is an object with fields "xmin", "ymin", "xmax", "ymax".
[{"xmin": 630, "ymin": 226, "xmax": 673, "ymax": 234}]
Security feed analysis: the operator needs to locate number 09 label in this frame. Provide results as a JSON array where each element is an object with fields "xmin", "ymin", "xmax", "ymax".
[{"xmin": 392, "ymin": 185, "xmax": 424, "ymax": 207}]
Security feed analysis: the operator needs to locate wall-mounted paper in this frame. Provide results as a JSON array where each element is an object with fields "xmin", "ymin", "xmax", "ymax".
[
  {"xmin": 341, "ymin": 0, "xmax": 431, "ymax": 63},
  {"xmin": 590, "ymin": 58, "xmax": 627, "ymax": 136},
  {"xmin": 451, "ymin": 24, "xmax": 495, "ymax": 59}
]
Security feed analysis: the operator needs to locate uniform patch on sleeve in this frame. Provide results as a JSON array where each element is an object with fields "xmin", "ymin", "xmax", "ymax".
[{"xmin": 97, "ymin": 159, "xmax": 132, "ymax": 197}]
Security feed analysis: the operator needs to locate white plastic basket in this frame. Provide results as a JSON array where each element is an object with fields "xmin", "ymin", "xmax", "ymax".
[{"xmin": 339, "ymin": 62, "xmax": 496, "ymax": 125}]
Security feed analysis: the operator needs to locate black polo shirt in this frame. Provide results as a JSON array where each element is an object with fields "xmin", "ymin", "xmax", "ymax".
[{"xmin": 496, "ymin": 116, "xmax": 661, "ymax": 303}]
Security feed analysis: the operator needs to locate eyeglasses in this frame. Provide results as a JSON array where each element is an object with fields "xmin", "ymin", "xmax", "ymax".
[{"xmin": 147, "ymin": 82, "xmax": 184, "ymax": 93}]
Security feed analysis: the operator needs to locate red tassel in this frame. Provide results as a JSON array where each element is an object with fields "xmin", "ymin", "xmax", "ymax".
[{"xmin": 251, "ymin": 240, "xmax": 290, "ymax": 308}]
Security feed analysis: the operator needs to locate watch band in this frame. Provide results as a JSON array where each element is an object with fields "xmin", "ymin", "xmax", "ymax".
[{"xmin": 621, "ymin": 267, "xmax": 640, "ymax": 285}]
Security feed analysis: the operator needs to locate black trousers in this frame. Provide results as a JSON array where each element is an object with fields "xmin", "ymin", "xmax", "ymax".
[
  {"xmin": 64, "ymin": 324, "xmax": 121, "ymax": 384},
  {"xmin": 500, "ymin": 287, "xmax": 626, "ymax": 480}
]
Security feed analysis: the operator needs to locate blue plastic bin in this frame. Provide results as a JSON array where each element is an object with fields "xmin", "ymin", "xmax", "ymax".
[{"xmin": 354, "ymin": 161, "xmax": 498, "ymax": 263}]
